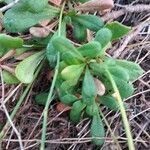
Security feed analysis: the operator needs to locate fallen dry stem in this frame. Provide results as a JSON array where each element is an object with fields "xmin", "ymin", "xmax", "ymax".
[
  {"xmin": 102, "ymin": 4, "xmax": 150, "ymax": 21},
  {"xmin": 0, "ymin": 69, "xmax": 24, "ymax": 150},
  {"xmin": 0, "ymin": 0, "xmax": 20, "ymax": 12},
  {"xmin": 2, "ymin": 137, "xmax": 148, "ymax": 144}
]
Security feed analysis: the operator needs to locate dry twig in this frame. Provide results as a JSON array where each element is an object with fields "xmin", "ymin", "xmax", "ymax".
[
  {"xmin": 0, "ymin": 0, "xmax": 20, "ymax": 12},
  {"xmin": 102, "ymin": 4, "xmax": 150, "ymax": 21},
  {"xmin": 0, "ymin": 69, "xmax": 24, "ymax": 150}
]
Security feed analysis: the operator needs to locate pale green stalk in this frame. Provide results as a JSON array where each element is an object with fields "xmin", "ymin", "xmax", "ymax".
[
  {"xmin": 106, "ymin": 69, "xmax": 135, "ymax": 150},
  {"xmin": 40, "ymin": 1, "xmax": 66, "ymax": 149}
]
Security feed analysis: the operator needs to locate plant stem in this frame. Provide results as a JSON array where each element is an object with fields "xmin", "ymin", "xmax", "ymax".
[
  {"xmin": 40, "ymin": 54, "xmax": 60, "ymax": 150},
  {"xmin": 106, "ymin": 69, "xmax": 135, "ymax": 150},
  {"xmin": 0, "ymin": 62, "xmax": 43, "ymax": 140},
  {"xmin": 58, "ymin": 1, "xmax": 66, "ymax": 36},
  {"xmin": 40, "ymin": 1, "xmax": 66, "ymax": 150}
]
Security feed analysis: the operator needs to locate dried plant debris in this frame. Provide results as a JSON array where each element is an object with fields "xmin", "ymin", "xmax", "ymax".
[{"xmin": 76, "ymin": 0, "xmax": 114, "ymax": 12}]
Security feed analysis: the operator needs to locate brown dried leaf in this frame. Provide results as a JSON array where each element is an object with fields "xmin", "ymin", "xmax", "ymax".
[
  {"xmin": 0, "ymin": 22, "xmax": 2, "ymax": 32},
  {"xmin": 30, "ymin": 27, "xmax": 50, "ymax": 38},
  {"xmin": 0, "ymin": 49, "xmax": 16, "ymax": 62},
  {"xmin": 46, "ymin": 20, "xmax": 58, "ymax": 31},
  {"xmin": 94, "ymin": 78, "xmax": 105, "ymax": 96},
  {"xmin": 39, "ymin": 19, "xmax": 51, "ymax": 27},
  {"xmin": 30, "ymin": 21, "xmax": 58, "ymax": 38},
  {"xmin": 76, "ymin": 0, "xmax": 114, "ymax": 12},
  {"xmin": 56, "ymin": 102, "xmax": 71, "ymax": 112},
  {"xmin": 0, "ymin": 15, "xmax": 2, "ymax": 32},
  {"xmin": 15, "ymin": 52, "xmax": 35, "ymax": 60},
  {"xmin": 0, "ymin": 65, "xmax": 15, "ymax": 75},
  {"xmin": 46, "ymin": 69, "xmax": 54, "ymax": 81},
  {"xmin": 87, "ymin": 29, "xmax": 93, "ymax": 42},
  {"xmin": 49, "ymin": 0, "xmax": 62, "ymax": 6}
]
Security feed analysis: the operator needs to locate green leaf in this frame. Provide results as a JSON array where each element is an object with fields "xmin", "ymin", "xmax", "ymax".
[
  {"xmin": 25, "ymin": 34, "xmax": 52, "ymax": 47},
  {"xmin": 70, "ymin": 101, "xmax": 86, "ymax": 123},
  {"xmin": 82, "ymin": 68, "xmax": 97, "ymax": 105},
  {"xmin": 105, "ymin": 21, "xmax": 131, "ymax": 41},
  {"xmin": 93, "ymin": 67, "xmax": 134, "ymax": 99},
  {"xmin": 99, "ymin": 95, "xmax": 127, "ymax": 111},
  {"xmin": 46, "ymin": 20, "xmax": 66, "ymax": 67},
  {"xmin": 61, "ymin": 64, "xmax": 85, "ymax": 80},
  {"xmin": 63, "ymin": 16, "xmax": 72, "ymax": 24},
  {"xmin": 3, "ymin": 3, "xmax": 59, "ymax": 32},
  {"xmin": 108, "ymin": 66, "xmax": 130, "ymax": 81},
  {"xmin": 90, "ymin": 63, "xmax": 107, "ymax": 78},
  {"xmin": 77, "ymin": 41, "xmax": 102, "ymax": 58},
  {"xmin": 52, "ymin": 36, "xmax": 84, "ymax": 61},
  {"xmin": 0, "ymin": 47, "xmax": 9, "ymax": 57},
  {"xmin": 46, "ymin": 41, "xmax": 57, "ymax": 67},
  {"xmin": 73, "ymin": 22, "xmax": 87, "ymax": 42},
  {"xmin": 50, "ymin": 19, "xmax": 67, "ymax": 40},
  {"xmin": 51, "ymin": 19, "xmax": 67, "ymax": 39},
  {"xmin": 74, "ymin": 0, "xmax": 90, "ymax": 3},
  {"xmin": 59, "ymin": 61, "xmax": 67, "ymax": 73},
  {"xmin": 89, "ymin": 58, "xmax": 122, "ymax": 78},
  {"xmin": 15, "ymin": 47, "xmax": 30, "ymax": 56},
  {"xmin": 59, "ymin": 19, "xmax": 67, "ymax": 38},
  {"xmin": 55, "ymin": 75, "xmax": 64, "ymax": 90},
  {"xmin": 60, "ymin": 94, "xmax": 78, "ymax": 105},
  {"xmin": 58, "ymin": 86, "xmax": 75, "ymax": 97},
  {"xmin": 35, "ymin": 92, "xmax": 48, "ymax": 106},
  {"xmin": 2, "ymin": 70, "xmax": 20, "ymax": 84},
  {"xmin": 86, "ymin": 102, "xmax": 99, "ymax": 117},
  {"xmin": 60, "ymin": 64, "xmax": 85, "ymax": 90},
  {"xmin": 91, "ymin": 112, "xmax": 105, "ymax": 145},
  {"xmin": 99, "ymin": 95, "xmax": 119, "ymax": 111},
  {"xmin": 15, "ymin": 51, "xmax": 45, "ymax": 83},
  {"xmin": 114, "ymin": 77, "xmax": 134, "ymax": 99},
  {"xmin": 0, "ymin": 34, "xmax": 23, "ymax": 48},
  {"xmin": 62, "ymin": 51, "xmax": 82, "ymax": 65},
  {"xmin": 103, "ymin": 57, "xmax": 116, "ymax": 66},
  {"xmin": 52, "ymin": 36, "xmax": 76, "ymax": 53},
  {"xmin": 61, "ymin": 79, "xmax": 78, "ymax": 91},
  {"xmin": 94, "ymin": 28, "xmax": 112, "ymax": 48},
  {"xmin": 72, "ymin": 14, "xmax": 104, "ymax": 32},
  {"xmin": 27, "ymin": 0, "xmax": 48, "ymax": 13},
  {"xmin": 90, "ymin": 61, "xmax": 134, "ymax": 99},
  {"xmin": 115, "ymin": 59, "xmax": 144, "ymax": 81}
]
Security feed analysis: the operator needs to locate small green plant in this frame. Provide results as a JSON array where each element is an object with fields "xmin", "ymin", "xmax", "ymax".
[
  {"xmin": 49, "ymin": 33, "xmax": 143, "ymax": 146},
  {"xmin": 0, "ymin": 0, "xmax": 144, "ymax": 149}
]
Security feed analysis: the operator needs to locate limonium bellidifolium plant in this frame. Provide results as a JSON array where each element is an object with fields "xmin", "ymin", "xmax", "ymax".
[{"xmin": 0, "ymin": 0, "xmax": 143, "ymax": 149}]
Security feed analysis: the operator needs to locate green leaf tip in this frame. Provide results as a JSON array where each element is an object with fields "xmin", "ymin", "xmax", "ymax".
[
  {"xmin": 105, "ymin": 21, "xmax": 131, "ymax": 40},
  {"xmin": 91, "ymin": 112, "xmax": 105, "ymax": 145},
  {"xmin": 15, "ymin": 51, "xmax": 45, "ymax": 84}
]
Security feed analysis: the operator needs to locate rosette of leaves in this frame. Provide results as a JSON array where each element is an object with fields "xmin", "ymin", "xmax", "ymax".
[{"xmin": 46, "ymin": 21, "xmax": 144, "ymax": 145}]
